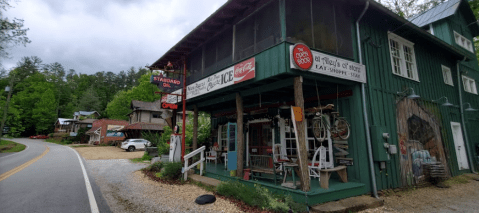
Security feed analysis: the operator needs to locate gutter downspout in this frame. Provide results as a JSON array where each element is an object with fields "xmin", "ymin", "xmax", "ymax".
[
  {"xmin": 356, "ymin": 1, "xmax": 379, "ymax": 199},
  {"xmin": 457, "ymin": 58, "xmax": 477, "ymax": 173}
]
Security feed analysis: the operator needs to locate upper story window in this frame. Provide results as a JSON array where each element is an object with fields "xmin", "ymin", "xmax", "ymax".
[
  {"xmin": 234, "ymin": 1, "xmax": 281, "ymax": 62},
  {"xmin": 152, "ymin": 113, "xmax": 161, "ymax": 119},
  {"xmin": 454, "ymin": 31, "xmax": 474, "ymax": 53},
  {"xmin": 286, "ymin": 0, "xmax": 353, "ymax": 59},
  {"xmin": 388, "ymin": 33, "xmax": 419, "ymax": 81},
  {"xmin": 462, "ymin": 75, "xmax": 477, "ymax": 94},
  {"xmin": 442, "ymin": 65, "xmax": 454, "ymax": 86}
]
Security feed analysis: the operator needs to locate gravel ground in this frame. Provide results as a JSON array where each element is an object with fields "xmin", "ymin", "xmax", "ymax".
[
  {"xmin": 75, "ymin": 146, "xmax": 144, "ymax": 160},
  {"xmin": 360, "ymin": 174, "xmax": 479, "ymax": 213},
  {"xmin": 86, "ymin": 159, "xmax": 241, "ymax": 213}
]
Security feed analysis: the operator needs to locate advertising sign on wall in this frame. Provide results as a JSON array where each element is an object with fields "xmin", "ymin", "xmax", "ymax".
[
  {"xmin": 106, "ymin": 125, "xmax": 124, "ymax": 137},
  {"xmin": 290, "ymin": 44, "xmax": 367, "ymax": 83},
  {"xmin": 167, "ymin": 57, "xmax": 256, "ymax": 103}
]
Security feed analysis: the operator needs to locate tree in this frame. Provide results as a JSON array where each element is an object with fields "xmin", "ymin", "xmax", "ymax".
[
  {"xmin": 469, "ymin": 0, "xmax": 479, "ymax": 64},
  {"xmin": 76, "ymin": 86, "xmax": 101, "ymax": 112},
  {"xmin": 0, "ymin": 0, "xmax": 31, "ymax": 60},
  {"xmin": 182, "ymin": 112, "xmax": 211, "ymax": 148},
  {"xmin": 376, "ymin": 0, "xmax": 446, "ymax": 18},
  {"xmin": 105, "ymin": 71, "xmax": 161, "ymax": 120}
]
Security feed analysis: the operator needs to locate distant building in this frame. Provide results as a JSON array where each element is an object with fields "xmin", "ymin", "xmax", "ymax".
[
  {"xmin": 54, "ymin": 118, "xmax": 73, "ymax": 133},
  {"xmin": 86, "ymin": 119, "xmax": 129, "ymax": 145}
]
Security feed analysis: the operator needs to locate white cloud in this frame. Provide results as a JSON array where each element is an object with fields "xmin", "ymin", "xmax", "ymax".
[{"xmin": 1, "ymin": 0, "xmax": 227, "ymax": 74}]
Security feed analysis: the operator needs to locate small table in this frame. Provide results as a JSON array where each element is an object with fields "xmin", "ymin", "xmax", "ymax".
[{"xmin": 281, "ymin": 163, "xmax": 299, "ymax": 189}]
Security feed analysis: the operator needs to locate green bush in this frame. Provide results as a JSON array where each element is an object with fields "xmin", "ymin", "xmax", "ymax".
[
  {"xmin": 142, "ymin": 131, "xmax": 170, "ymax": 155},
  {"xmin": 141, "ymin": 152, "xmax": 153, "ymax": 161},
  {"xmin": 159, "ymin": 162, "xmax": 182, "ymax": 180},
  {"xmin": 216, "ymin": 181, "xmax": 307, "ymax": 212},
  {"xmin": 146, "ymin": 162, "xmax": 164, "ymax": 172}
]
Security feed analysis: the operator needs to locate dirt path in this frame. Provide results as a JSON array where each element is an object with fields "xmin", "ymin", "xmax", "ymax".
[
  {"xmin": 74, "ymin": 146, "xmax": 143, "ymax": 160},
  {"xmin": 361, "ymin": 174, "xmax": 479, "ymax": 213}
]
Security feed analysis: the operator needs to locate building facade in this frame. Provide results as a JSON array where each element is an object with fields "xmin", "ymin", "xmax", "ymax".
[
  {"xmin": 150, "ymin": 0, "xmax": 479, "ymax": 205},
  {"xmin": 86, "ymin": 119, "xmax": 129, "ymax": 145}
]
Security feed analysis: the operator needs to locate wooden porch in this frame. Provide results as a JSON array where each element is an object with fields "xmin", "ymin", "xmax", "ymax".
[{"xmin": 197, "ymin": 162, "xmax": 367, "ymax": 206}]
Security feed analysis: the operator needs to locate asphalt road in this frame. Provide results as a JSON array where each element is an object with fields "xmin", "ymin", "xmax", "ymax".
[{"xmin": 0, "ymin": 138, "xmax": 111, "ymax": 213}]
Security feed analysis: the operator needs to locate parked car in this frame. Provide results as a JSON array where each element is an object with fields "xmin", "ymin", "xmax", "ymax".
[
  {"xmin": 121, "ymin": 139, "xmax": 151, "ymax": 152},
  {"xmin": 29, "ymin": 135, "xmax": 49, "ymax": 139}
]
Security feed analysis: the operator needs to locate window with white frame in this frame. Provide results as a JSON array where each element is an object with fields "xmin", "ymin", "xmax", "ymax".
[
  {"xmin": 442, "ymin": 65, "xmax": 454, "ymax": 86},
  {"xmin": 219, "ymin": 125, "xmax": 228, "ymax": 150},
  {"xmin": 388, "ymin": 33, "xmax": 419, "ymax": 81},
  {"xmin": 454, "ymin": 31, "xmax": 474, "ymax": 53},
  {"xmin": 462, "ymin": 75, "xmax": 477, "ymax": 94}
]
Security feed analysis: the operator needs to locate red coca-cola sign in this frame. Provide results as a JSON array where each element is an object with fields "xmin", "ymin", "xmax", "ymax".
[
  {"xmin": 292, "ymin": 43, "xmax": 313, "ymax": 71},
  {"xmin": 234, "ymin": 57, "xmax": 255, "ymax": 84}
]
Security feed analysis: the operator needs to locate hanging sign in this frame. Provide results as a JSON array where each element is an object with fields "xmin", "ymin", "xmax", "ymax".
[
  {"xmin": 161, "ymin": 102, "xmax": 178, "ymax": 110},
  {"xmin": 150, "ymin": 74, "xmax": 182, "ymax": 93},
  {"xmin": 290, "ymin": 44, "xmax": 367, "ymax": 83},
  {"xmin": 291, "ymin": 106, "xmax": 303, "ymax": 122},
  {"xmin": 167, "ymin": 57, "xmax": 256, "ymax": 103}
]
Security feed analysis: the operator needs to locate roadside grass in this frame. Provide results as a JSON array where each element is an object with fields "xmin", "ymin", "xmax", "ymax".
[
  {"xmin": 130, "ymin": 152, "xmax": 153, "ymax": 163},
  {"xmin": 442, "ymin": 174, "xmax": 478, "ymax": 187},
  {"xmin": 70, "ymin": 145, "xmax": 90, "ymax": 148},
  {"xmin": 0, "ymin": 140, "xmax": 26, "ymax": 153}
]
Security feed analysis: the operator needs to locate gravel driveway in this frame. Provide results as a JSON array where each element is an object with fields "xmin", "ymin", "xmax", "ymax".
[{"xmin": 86, "ymin": 159, "xmax": 241, "ymax": 213}]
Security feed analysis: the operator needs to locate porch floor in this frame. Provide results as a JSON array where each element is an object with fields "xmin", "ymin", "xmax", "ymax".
[{"xmin": 198, "ymin": 162, "xmax": 368, "ymax": 206}]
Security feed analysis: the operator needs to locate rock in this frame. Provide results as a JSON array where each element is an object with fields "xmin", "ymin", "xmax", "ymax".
[{"xmin": 151, "ymin": 157, "xmax": 162, "ymax": 164}]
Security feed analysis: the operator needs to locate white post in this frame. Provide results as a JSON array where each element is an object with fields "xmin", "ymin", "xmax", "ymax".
[
  {"xmin": 200, "ymin": 150, "xmax": 204, "ymax": 176},
  {"xmin": 184, "ymin": 160, "xmax": 188, "ymax": 180}
]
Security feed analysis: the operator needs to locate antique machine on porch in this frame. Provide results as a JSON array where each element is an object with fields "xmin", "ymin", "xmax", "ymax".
[{"xmin": 169, "ymin": 133, "xmax": 182, "ymax": 162}]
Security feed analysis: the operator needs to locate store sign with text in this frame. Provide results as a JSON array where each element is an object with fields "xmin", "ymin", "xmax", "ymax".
[
  {"xmin": 167, "ymin": 57, "xmax": 255, "ymax": 103},
  {"xmin": 290, "ymin": 44, "xmax": 366, "ymax": 83},
  {"xmin": 150, "ymin": 74, "xmax": 182, "ymax": 93}
]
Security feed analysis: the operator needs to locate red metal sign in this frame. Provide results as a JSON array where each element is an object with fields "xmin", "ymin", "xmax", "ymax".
[
  {"xmin": 234, "ymin": 57, "xmax": 255, "ymax": 84},
  {"xmin": 150, "ymin": 74, "xmax": 182, "ymax": 90},
  {"xmin": 292, "ymin": 43, "xmax": 313, "ymax": 71}
]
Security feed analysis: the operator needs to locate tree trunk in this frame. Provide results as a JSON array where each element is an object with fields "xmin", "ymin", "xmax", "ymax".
[
  {"xmin": 294, "ymin": 76, "xmax": 310, "ymax": 192},
  {"xmin": 236, "ymin": 93, "xmax": 244, "ymax": 177}
]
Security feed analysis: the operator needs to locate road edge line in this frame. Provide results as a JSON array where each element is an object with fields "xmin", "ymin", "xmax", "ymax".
[
  {"xmin": 0, "ymin": 145, "xmax": 48, "ymax": 182},
  {"xmin": 68, "ymin": 146, "xmax": 99, "ymax": 213}
]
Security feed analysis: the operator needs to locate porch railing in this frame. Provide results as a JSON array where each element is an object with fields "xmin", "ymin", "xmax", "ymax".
[{"xmin": 183, "ymin": 145, "xmax": 205, "ymax": 180}]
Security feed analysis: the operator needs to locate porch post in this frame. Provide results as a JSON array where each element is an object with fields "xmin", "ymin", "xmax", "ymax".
[
  {"xmin": 193, "ymin": 105, "xmax": 198, "ymax": 151},
  {"xmin": 236, "ymin": 93, "xmax": 244, "ymax": 177},
  {"xmin": 294, "ymin": 76, "xmax": 311, "ymax": 191},
  {"xmin": 172, "ymin": 109, "xmax": 177, "ymax": 127}
]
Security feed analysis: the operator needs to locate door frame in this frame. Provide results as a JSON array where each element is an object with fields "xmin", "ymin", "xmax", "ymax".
[{"xmin": 450, "ymin": 121, "xmax": 470, "ymax": 170}]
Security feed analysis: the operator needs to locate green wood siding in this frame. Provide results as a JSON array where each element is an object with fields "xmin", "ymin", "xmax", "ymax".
[{"xmin": 361, "ymin": 14, "xmax": 471, "ymax": 189}]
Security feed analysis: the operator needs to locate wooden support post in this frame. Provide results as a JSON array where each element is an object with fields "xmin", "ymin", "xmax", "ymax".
[
  {"xmin": 294, "ymin": 76, "xmax": 311, "ymax": 192},
  {"xmin": 236, "ymin": 93, "xmax": 244, "ymax": 177},
  {"xmin": 172, "ymin": 109, "xmax": 177, "ymax": 127},
  {"xmin": 193, "ymin": 105, "xmax": 198, "ymax": 151}
]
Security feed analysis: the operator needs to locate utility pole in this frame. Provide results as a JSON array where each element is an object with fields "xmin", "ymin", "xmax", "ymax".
[{"xmin": 1, "ymin": 73, "xmax": 15, "ymax": 138}]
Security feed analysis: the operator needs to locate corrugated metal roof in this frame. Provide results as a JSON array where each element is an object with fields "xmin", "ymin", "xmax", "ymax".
[{"xmin": 409, "ymin": 0, "xmax": 461, "ymax": 27}]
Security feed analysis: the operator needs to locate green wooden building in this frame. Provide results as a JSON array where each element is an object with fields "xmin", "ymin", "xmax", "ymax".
[{"xmin": 149, "ymin": 0, "xmax": 479, "ymax": 205}]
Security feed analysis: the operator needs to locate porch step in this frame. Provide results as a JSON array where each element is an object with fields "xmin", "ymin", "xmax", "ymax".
[
  {"xmin": 189, "ymin": 174, "xmax": 222, "ymax": 188},
  {"xmin": 310, "ymin": 195, "xmax": 384, "ymax": 213}
]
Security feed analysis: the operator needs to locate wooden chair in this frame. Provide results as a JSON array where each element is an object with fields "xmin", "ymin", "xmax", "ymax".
[
  {"xmin": 273, "ymin": 144, "xmax": 289, "ymax": 171},
  {"xmin": 206, "ymin": 149, "xmax": 217, "ymax": 165},
  {"xmin": 308, "ymin": 146, "xmax": 326, "ymax": 181}
]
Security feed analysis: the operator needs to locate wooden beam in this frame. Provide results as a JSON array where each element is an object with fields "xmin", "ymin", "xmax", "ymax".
[
  {"xmin": 193, "ymin": 105, "xmax": 198, "ymax": 151},
  {"xmin": 236, "ymin": 93, "xmax": 244, "ymax": 178},
  {"xmin": 293, "ymin": 76, "xmax": 310, "ymax": 192}
]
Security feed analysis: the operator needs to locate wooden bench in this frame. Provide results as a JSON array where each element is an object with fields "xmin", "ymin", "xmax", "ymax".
[
  {"xmin": 249, "ymin": 155, "xmax": 283, "ymax": 185},
  {"xmin": 320, "ymin": 165, "xmax": 348, "ymax": 189}
]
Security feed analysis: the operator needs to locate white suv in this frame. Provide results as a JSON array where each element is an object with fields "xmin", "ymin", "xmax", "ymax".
[{"xmin": 121, "ymin": 139, "xmax": 151, "ymax": 152}]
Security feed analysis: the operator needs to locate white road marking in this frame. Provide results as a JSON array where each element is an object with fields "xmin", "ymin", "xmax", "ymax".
[
  {"xmin": 68, "ymin": 146, "xmax": 99, "ymax": 213},
  {"xmin": 0, "ymin": 143, "xmax": 29, "ymax": 159}
]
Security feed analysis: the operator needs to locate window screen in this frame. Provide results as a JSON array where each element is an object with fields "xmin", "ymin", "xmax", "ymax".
[
  {"xmin": 286, "ymin": 0, "xmax": 313, "ymax": 47},
  {"xmin": 216, "ymin": 29, "xmax": 233, "ymax": 69},
  {"xmin": 234, "ymin": 17, "xmax": 255, "ymax": 61},
  {"xmin": 187, "ymin": 48, "xmax": 202, "ymax": 84},
  {"xmin": 255, "ymin": 2, "xmax": 280, "ymax": 53},
  {"xmin": 204, "ymin": 40, "xmax": 217, "ymax": 76},
  {"xmin": 286, "ymin": 0, "xmax": 353, "ymax": 59}
]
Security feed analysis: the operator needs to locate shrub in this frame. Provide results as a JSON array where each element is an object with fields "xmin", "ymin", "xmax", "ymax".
[
  {"xmin": 141, "ymin": 152, "xmax": 153, "ymax": 161},
  {"xmin": 146, "ymin": 162, "xmax": 164, "ymax": 172},
  {"xmin": 217, "ymin": 181, "xmax": 308, "ymax": 212},
  {"xmin": 159, "ymin": 162, "xmax": 182, "ymax": 180}
]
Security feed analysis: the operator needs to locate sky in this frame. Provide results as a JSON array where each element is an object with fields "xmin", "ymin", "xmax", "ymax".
[{"xmin": 2, "ymin": 0, "xmax": 227, "ymax": 75}]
